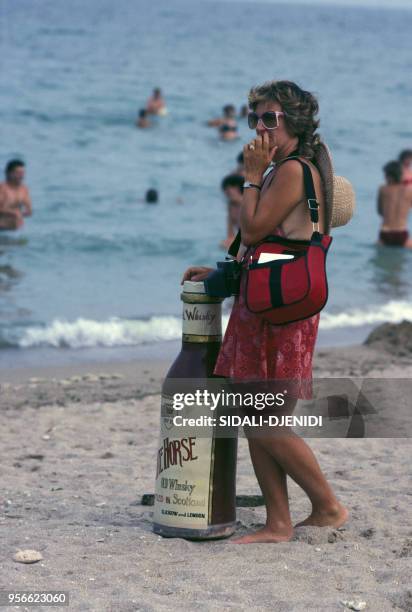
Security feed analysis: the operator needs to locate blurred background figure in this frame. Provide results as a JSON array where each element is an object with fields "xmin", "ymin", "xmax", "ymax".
[
  {"xmin": 146, "ymin": 88, "xmax": 167, "ymax": 116},
  {"xmin": 136, "ymin": 109, "xmax": 151, "ymax": 128},
  {"xmin": 145, "ymin": 188, "xmax": 159, "ymax": 204},
  {"xmin": 232, "ymin": 151, "xmax": 245, "ymax": 177},
  {"xmin": 399, "ymin": 149, "xmax": 412, "ymax": 185},
  {"xmin": 0, "ymin": 159, "xmax": 32, "ymax": 231},
  {"xmin": 219, "ymin": 174, "xmax": 244, "ymax": 249},
  {"xmin": 239, "ymin": 104, "xmax": 248, "ymax": 118},
  {"xmin": 207, "ymin": 104, "xmax": 238, "ymax": 141},
  {"xmin": 377, "ymin": 160, "xmax": 412, "ymax": 248}
]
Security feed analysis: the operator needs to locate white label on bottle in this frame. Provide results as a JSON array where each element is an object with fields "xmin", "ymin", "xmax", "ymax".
[
  {"xmin": 154, "ymin": 394, "xmax": 214, "ymax": 530},
  {"xmin": 182, "ymin": 302, "xmax": 221, "ymax": 337}
]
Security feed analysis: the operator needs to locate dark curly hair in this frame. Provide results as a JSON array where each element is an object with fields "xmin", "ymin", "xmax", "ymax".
[{"xmin": 248, "ymin": 80, "xmax": 321, "ymax": 159}]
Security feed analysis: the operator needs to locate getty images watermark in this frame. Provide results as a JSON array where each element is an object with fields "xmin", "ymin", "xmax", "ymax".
[
  {"xmin": 159, "ymin": 378, "xmax": 412, "ymax": 438},
  {"xmin": 171, "ymin": 389, "xmax": 321, "ymax": 428}
]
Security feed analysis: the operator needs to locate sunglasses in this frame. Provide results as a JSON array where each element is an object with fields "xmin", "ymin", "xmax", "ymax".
[{"xmin": 247, "ymin": 111, "xmax": 284, "ymax": 130}]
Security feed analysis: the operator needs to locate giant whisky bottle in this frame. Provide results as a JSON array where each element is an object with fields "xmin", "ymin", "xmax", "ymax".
[{"xmin": 153, "ymin": 281, "xmax": 237, "ymax": 539}]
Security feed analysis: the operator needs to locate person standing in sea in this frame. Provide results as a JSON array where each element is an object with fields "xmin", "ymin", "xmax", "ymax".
[
  {"xmin": 377, "ymin": 160, "xmax": 412, "ymax": 248},
  {"xmin": 220, "ymin": 174, "xmax": 244, "ymax": 250},
  {"xmin": 183, "ymin": 80, "xmax": 348, "ymax": 544},
  {"xmin": 231, "ymin": 151, "xmax": 245, "ymax": 177},
  {"xmin": 146, "ymin": 88, "xmax": 167, "ymax": 116},
  {"xmin": 0, "ymin": 159, "xmax": 32, "ymax": 231},
  {"xmin": 208, "ymin": 105, "xmax": 239, "ymax": 141},
  {"xmin": 136, "ymin": 109, "xmax": 151, "ymax": 129}
]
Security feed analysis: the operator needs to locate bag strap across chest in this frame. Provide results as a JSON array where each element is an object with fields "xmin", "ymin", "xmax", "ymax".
[{"xmin": 228, "ymin": 153, "xmax": 320, "ymax": 258}]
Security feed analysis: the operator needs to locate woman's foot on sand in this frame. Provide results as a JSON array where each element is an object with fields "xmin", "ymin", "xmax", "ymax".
[
  {"xmin": 294, "ymin": 503, "xmax": 349, "ymax": 529},
  {"xmin": 230, "ymin": 526, "xmax": 293, "ymax": 544}
]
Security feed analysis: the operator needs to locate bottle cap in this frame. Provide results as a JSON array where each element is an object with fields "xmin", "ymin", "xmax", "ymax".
[{"xmin": 182, "ymin": 280, "xmax": 206, "ymax": 295}]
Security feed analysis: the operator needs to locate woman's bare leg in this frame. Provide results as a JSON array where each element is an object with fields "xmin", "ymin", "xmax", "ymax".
[
  {"xmin": 258, "ymin": 432, "xmax": 348, "ymax": 528},
  {"xmin": 231, "ymin": 437, "xmax": 293, "ymax": 544},
  {"xmin": 231, "ymin": 383, "xmax": 348, "ymax": 543}
]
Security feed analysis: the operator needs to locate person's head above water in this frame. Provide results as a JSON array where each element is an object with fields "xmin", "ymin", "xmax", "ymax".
[
  {"xmin": 221, "ymin": 174, "xmax": 244, "ymax": 203},
  {"xmin": 399, "ymin": 149, "xmax": 412, "ymax": 168},
  {"xmin": 145, "ymin": 189, "xmax": 159, "ymax": 203},
  {"xmin": 5, "ymin": 159, "xmax": 25, "ymax": 185},
  {"xmin": 383, "ymin": 160, "xmax": 402, "ymax": 185},
  {"xmin": 248, "ymin": 80, "xmax": 320, "ymax": 160},
  {"xmin": 153, "ymin": 88, "xmax": 162, "ymax": 99},
  {"xmin": 139, "ymin": 109, "xmax": 148, "ymax": 118},
  {"xmin": 239, "ymin": 104, "xmax": 248, "ymax": 118},
  {"xmin": 223, "ymin": 105, "xmax": 236, "ymax": 118}
]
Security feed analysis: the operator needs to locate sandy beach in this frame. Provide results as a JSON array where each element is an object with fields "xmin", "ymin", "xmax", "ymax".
[
  {"xmin": 1, "ymin": 327, "xmax": 412, "ymax": 612},
  {"xmin": 2, "ymin": 1, "xmax": 412, "ymax": 611}
]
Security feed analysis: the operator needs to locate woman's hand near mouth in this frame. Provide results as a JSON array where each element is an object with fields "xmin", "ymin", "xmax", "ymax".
[{"xmin": 243, "ymin": 132, "xmax": 278, "ymax": 183}]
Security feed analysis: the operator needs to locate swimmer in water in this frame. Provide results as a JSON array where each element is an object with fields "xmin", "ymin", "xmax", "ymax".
[
  {"xmin": 207, "ymin": 105, "xmax": 239, "ymax": 141},
  {"xmin": 145, "ymin": 189, "xmax": 159, "ymax": 204},
  {"xmin": 136, "ymin": 109, "xmax": 151, "ymax": 128},
  {"xmin": 399, "ymin": 149, "xmax": 412, "ymax": 186},
  {"xmin": 232, "ymin": 151, "xmax": 245, "ymax": 177},
  {"xmin": 377, "ymin": 160, "xmax": 412, "ymax": 248},
  {"xmin": 239, "ymin": 104, "xmax": 249, "ymax": 118},
  {"xmin": 220, "ymin": 174, "xmax": 244, "ymax": 249},
  {"xmin": 146, "ymin": 88, "xmax": 167, "ymax": 116},
  {"xmin": 0, "ymin": 159, "xmax": 32, "ymax": 231}
]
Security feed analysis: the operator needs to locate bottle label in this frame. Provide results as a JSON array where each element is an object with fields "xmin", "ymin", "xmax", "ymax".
[
  {"xmin": 182, "ymin": 302, "xmax": 221, "ymax": 337},
  {"xmin": 153, "ymin": 394, "xmax": 214, "ymax": 530}
]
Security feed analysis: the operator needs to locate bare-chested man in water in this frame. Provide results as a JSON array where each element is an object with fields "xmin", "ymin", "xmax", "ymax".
[
  {"xmin": 0, "ymin": 160, "xmax": 32, "ymax": 230},
  {"xmin": 377, "ymin": 160, "xmax": 412, "ymax": 248}
]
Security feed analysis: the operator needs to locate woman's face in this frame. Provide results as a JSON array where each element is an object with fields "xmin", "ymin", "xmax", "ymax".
[{"xmin": 253, "ymin": 100, "xmax": 293, "ymax": 151}]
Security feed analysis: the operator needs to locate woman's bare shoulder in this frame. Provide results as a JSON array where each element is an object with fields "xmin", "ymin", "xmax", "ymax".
[{"xmin": 267, "ymin": 159, "xmax": 304, "ymax": 186}]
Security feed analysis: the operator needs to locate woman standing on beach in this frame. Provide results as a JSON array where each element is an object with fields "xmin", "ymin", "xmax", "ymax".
[{"xmin": 183, "ymin": 80, "xmax": 349, "ymax": 544}]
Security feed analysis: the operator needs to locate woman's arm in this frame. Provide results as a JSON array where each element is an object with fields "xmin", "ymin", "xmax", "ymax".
[
  {"xmin": 240, "ymin": 161, "xmax": 304, "ymax": 245},
  {"xmin": 181, "ymin": 266, "xmax": 214, "ymax": 283}
]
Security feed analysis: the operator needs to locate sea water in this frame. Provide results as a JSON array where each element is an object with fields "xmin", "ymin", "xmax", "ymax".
[{"xmin": 0, "ymin": 0, "xmax": 411, "ymax": 367}]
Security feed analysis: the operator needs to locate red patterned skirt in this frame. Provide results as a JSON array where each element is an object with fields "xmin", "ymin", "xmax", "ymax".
[{"xmin": 213, "ymin": 271, "xmax": 320, "ymax": 401}]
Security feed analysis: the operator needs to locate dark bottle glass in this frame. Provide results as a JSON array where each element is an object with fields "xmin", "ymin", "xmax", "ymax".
[{"xmin": 153, "ymin": 281, "xmax": 237, "ymax": 539}]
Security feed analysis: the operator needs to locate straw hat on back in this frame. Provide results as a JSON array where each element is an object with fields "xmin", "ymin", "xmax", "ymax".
[{"xmin": 313, "ymin": 142, "xmax": 355, "ymax": 235}]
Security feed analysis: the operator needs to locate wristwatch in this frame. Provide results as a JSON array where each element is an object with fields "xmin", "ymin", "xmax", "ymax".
[{"xmin": 243, "ymin": 181, "xmax": 261, "ymax": 190}]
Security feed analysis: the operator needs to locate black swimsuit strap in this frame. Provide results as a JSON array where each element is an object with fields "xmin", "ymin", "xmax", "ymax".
[{"xmin": 228, "ymin": 151, "xmax": 319, "ymax": 258}]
